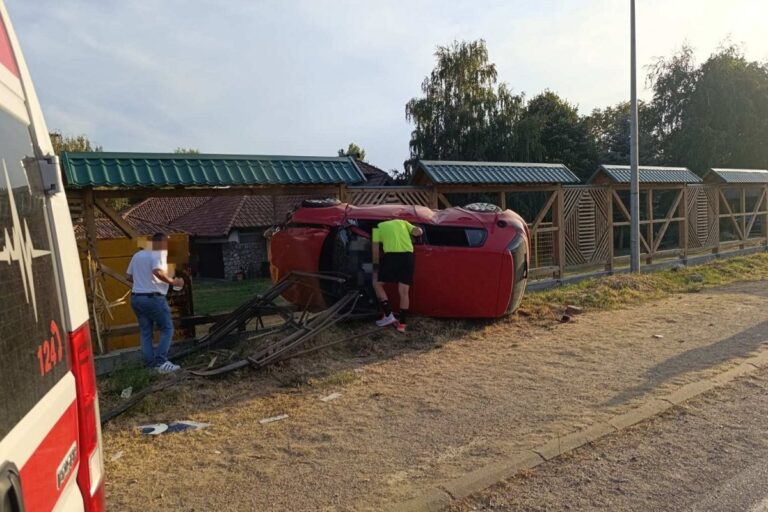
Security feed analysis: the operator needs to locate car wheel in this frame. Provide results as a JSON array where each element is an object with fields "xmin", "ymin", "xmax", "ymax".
[
  {"xmin": 464, "ymin": 202, "xmax": 502, "ymax": 213},
  {"xmin": 301, "ymin": 198, "xmax": 341, "ymax": 208}
]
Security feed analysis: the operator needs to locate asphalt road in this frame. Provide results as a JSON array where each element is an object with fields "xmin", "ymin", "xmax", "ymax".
[{"xmin": 452, "ymin": 368, "xmax": 768, "ymax": 512}]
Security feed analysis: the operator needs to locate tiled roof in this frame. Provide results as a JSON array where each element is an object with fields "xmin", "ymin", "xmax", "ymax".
[
  {"xmin": 126, "ymin": 196, "xmax": 275, "ymax": 238},
  {"xmin": 414, "ymin": 160, "xmax": 580, "ymax": 184},
  {"xmin": 590, "ymin": 165, "xmax": 702, "ymax": 184},
  {"xmin": 704, "ymin": 168, "xmax": 768, "ymax": 184},
  {"xmin": 74, "ymin": 216, "xmax": 183, "ymax": 240},
  {"xmin": 61, "ymin": 152, "xmax": 366, "ymax": 189},
  {"xmin": 356, "ymin": 160, "xmax": 394, "ymax": 186}
]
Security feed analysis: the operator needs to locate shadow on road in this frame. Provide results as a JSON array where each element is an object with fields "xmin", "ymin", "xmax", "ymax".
[{"xmin": 605, "ymin": 319, "xmax": 768, "ymax": 407}]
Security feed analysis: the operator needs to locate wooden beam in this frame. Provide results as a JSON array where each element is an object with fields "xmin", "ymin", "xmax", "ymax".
[
  {"xmin": 646, "ymin": 188, "xmax": 654, "ymax": 262},
  {"xmin": 499, "ymin": 191, "xmax": 507, "ymax": 210},
  {"xmin": 555, "ymin": 187, "xmax": 565, "ymax": 279},
  {"xmin": 94, "ymin": 198, "xmax": 139, "ymax": 239},
  {"xmin": 606, "ymin": 186, "xmax": 614, "ymax": 272},
  {"xmin": 681, "ymin": 187, "xmax": 689, "ymax": 260},
  {"xmin": 612, "ymin": 189, "xmax": 651, "ymax": 254},
  {"xmin": 437, "ymin": 193, "xmax": 452, "ymax": 208},
  {"xmin": 718, "ymin": 188, "xmax": 744, "ymax": 240},
  {"xmin": 100, "ymin": 263, "xmax": 132, "ymax": 288},
  {"xmin": 652, "ymin": 188, "xmax": 683, "ymax": 253},
  {"xmin": 744, "ymin": 187, "xmax": 766, "ymax": 239},
  {"xmin": 529, "ymin": 190, "xmax": 558, "ymax": 234}
]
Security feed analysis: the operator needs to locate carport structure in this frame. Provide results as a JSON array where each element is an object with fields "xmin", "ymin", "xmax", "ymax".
[
  {"xmin": 410, "ymin": 160, "xmax": 581, "ymax": 279},
  {"xmin": 587, "ymin": 165, "xmax": 703, "ymax": 268},
  {"xmin": 61, "ymin": 152, "xmax": 366, "ymax": 353},
  {"xmin": 702, "ymin": 168, "xmax": 768, "ymax": 251}
]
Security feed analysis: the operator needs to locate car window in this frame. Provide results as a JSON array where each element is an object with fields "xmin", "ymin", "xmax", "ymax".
[
  {"xmin": 423, "ymin": 226, "xmax": 487, "ymax": 247},
  {"xmin": 0, "ymin": 106, "xmax": 66, "ymax": 438}
]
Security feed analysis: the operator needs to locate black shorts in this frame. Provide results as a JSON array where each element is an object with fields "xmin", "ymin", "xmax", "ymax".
[{"xmin": 378, "ymin": 252, "xmax": 414, "ymax": 285}]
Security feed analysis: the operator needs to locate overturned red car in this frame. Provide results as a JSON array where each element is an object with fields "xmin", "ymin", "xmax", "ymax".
[{"xmin": 268, "ymin": 201, "xmax": 530, "ymax": 318}]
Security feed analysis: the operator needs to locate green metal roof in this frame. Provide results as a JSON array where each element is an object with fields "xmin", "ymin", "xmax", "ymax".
[
  {"xmin": 589, "ymin": 165, "xmax": 702, "ymax": 184},
  {"xmin": 704, "ymin": 168, "xmax": 768, "ymax": 184},
  {"xmin": 61, "ymin": 152, "xmax": 366, "ymax": 189},
  {"xmin": 414, "ymin": 160, "xmax": 580, "ymax": 184}
]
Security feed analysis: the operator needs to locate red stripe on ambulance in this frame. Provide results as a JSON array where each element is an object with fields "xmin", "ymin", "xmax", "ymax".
[
  {"xmin": 0, "ymin": 17, "xmax": 18, "ymax": 77},
  {"xmin": 19, "ymin": 401, "xmax": 79, "ymax": 511}
]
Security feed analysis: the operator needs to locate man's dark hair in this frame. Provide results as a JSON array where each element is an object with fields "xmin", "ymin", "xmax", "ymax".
[{"xmin": 151, "ymin": 232, "xmax": 168, "ymax": 242}]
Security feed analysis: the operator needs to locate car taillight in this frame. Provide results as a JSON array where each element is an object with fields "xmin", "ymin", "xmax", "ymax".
[{"xmin": 69, "ymin": 322, "xmax": 106, "ymax": 512}]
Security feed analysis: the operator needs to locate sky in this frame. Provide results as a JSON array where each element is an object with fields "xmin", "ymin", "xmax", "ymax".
[{"xmin": 5, "ymin": 0, "xmax": 768, "ymax": 172}]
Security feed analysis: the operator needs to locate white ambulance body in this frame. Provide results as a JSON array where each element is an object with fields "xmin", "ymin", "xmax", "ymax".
[{"xmin": 0, "ymin": 2, "xmax": 105, "ymax": 511}]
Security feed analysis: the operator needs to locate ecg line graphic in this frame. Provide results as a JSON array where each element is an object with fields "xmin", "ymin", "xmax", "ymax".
[{"xmin": 0, "ymin": 159, "xmax": 50, "ymax": 321}]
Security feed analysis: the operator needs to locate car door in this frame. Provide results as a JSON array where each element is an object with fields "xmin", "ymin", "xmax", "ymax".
[{"xmin": 411, "ymin": 225, "xmax": 502, "ymax": 318}]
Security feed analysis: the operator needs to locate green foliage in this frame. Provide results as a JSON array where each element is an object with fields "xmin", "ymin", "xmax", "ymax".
[
  {"xmin": 649, "ymin": 44, "xmax": 768, "ymax": 173},
  {"xmin": 174, "ymin": 147, "xmax": 200, "ymax": 154},
  {"xmin": 338, "ymin": 142, "xmax": 366, "ymax": 161},
  {"xmin": 49, "ymin": 132, "xmax": 102, "ymax": 155},
  {"xmin": 585, "ymin": 101, "xmax": 658, "ymax": 166},
  {"xmin": 405, "ymin": 40, "xmax": 524, "ymax": 162},
  {"xmin": 193, "ymin": 278, "xmax": 272, "ymax": 315},
  {"xmin": 516, "ymin": 91, "xmax": 597, "ymax": 180}
]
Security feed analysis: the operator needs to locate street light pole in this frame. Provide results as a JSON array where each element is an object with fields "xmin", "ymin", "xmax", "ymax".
[{"xmin": 629, "ymin": 0, "xmax": 640, "ymax": 272}]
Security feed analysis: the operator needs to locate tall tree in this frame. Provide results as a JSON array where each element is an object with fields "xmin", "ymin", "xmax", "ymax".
[
  {"xmin": 49, "ymin": 132, "xmax": 102, "ymax": 155},
  {"xmin": 585, "ymin": 101, "xmax": 658, "ymax": 165},
  {"xmin": 338, "ymin": 142, "xmax": 366, "ymax": 161},
  {"xmin": 515, "ymin": 91, "xmax": 598, "ymax": 180},
  {"xmin": 405, "ymin": 39, "xmax": 524, "ymax": 162},
  {"xmin": 648, "ymin": 44, "xmax": 768, "ymax": 173}
]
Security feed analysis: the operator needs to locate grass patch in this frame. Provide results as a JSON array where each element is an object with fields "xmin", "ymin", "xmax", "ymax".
[
  {"xmin": 308, "ymin": 370, "xmax": 360, "ymax": 388},
  {"xmin": 521, "ymin": 253, "xmax": 768, "ymax": 317},
  {"xmin": 193, "ymin": 278, "xmax": 272, "ymax": 315},
  {"xmin": 101, "ymin": 365, "xmax": 158, "ymax": 397}
]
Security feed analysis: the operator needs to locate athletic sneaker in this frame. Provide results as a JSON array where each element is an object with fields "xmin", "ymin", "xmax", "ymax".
[
  {"xmin": 156, "ymin": 361, "xmax": 181, "ymax": 374},
  {"xmin": 395, "ymin": 322, "xmax": 407, "ymax": 333},
  {"xmin": 376, "ymin": 313, "xmax": 397, "ymax": 327}
]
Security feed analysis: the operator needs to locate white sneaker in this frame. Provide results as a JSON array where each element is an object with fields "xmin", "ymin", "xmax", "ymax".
[
  {"xmin": 156, "ymin": 361, "xmax": 181, "ymax": 374},
  {"xmin": 376, "ymin": 313, "xmax": 397, "ymax": 327}
]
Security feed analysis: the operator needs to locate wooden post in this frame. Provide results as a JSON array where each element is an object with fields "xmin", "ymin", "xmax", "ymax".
[
  {"xmin": 764, "ymin": 184, "xmax": 768, "ymax": 248},
  {"xmin": 83, "ymin": 189, "xmax": 105, "ymax": 354},
  {"xmin": 681, "ymin": 186, "xmax": 689, "ymax": 262},
  {"xmin": 646, "ymin": 187, "xmax": 653, "ymax": 264},
  {"xmin": 499, "ymin": 190, "xmax": 507, "ymax": 210},
  {"xmin": 741, "ymin": 186, "xmax": 747, "ymax": 248},
  {"xmin": 606, "ymin": 185, "xmax": 614, "ymax": 272},
  {"xmin": 715, "ymin": 185, "xmax": 721, "ymax": 254},
  {"xmin": 555, "ymin": 185, "xmax": 565, "ymax": 279}
]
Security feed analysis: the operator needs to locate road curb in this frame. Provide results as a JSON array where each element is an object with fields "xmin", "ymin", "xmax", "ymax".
[{"xmin": 388, "ymin": 351, "xmax": 768, "ymax": 512}]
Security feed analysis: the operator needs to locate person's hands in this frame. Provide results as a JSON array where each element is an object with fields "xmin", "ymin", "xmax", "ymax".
[{"xmin": 172, "ymin": 277, "xmax": 185, "ymax": 289}]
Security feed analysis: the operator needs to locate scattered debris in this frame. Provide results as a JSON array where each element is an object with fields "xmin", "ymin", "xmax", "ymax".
[
  {"xmin": 320, "ymin": 392, "xmax": 342, "ymax": 402},
  {"xmin": 560, "ymin": 315, "xmax": 572, "ymax": 323},
  {"xmin": 652, "ymin": 334, "xmax": 664, "ymax": 339},
  {"xmin": 260, "ymin": 414, "xmax": 289, "ymax": 425},
  {"xmin": 689, "ymin": 273, "xmax": 705, "ymax": 283},
  {"xmin": 111, "ymin": 450, "xmax": 124, "ymax": 462},
  {"xmin": 565, "ymin": 305, "xmax": 584, "ymax": 316},
  {"xmin": 213, "ymin": 450, "xmax": 221, "ymax": 454},
  {"xmin": 139, "ymin": 423, "xmax": 168, "ymax": 435},
  {"xmin": 207, "ymin": 356, "xmax": 218, "ymax": 369},
  {"xmin": 120, "ymin": 387, "xmax": 133, "ymax": 399},
  {"xmin": 516, "ymin": 309, "xmax": 532, "ymax": 317},
  {"xmin": 138, "ymin": 421, "xmax": 210, "ymax": 435}
]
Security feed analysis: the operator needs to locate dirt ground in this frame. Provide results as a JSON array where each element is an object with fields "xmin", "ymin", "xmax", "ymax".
[
  {"xmin": 451, "ymin": 367, "xmax": 768, "ymax": 512},
  {"xmin": 102, "ymin": 280, "xmax": 768, "ymax": 511}
]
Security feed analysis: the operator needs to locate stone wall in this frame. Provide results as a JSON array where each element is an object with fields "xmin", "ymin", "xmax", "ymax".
[{"xmin": 222, "ymin": 238, "xmax": 268, "ymax": 280}]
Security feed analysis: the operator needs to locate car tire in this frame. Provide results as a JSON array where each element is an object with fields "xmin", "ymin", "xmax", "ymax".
[
  {"xmin": 464, "ymin": 202, "xmax": 502, "ymax": 213},
  {"xmin": 301, "ymin": 198, "xmax": 341, "ymax": 208}
]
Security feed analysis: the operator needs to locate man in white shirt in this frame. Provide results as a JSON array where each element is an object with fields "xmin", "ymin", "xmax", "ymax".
[{"xmin": 126, "ymin": 233, "xmax": 185, "ymax": 373}]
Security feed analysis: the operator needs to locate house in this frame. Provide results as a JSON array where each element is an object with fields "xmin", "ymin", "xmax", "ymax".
[
  {"xmin": 124, "ymin": 196, "xmax": 277, "ymax": 279},
  {"xmin": 355, "ymin": 159, "xmax": 395, "ymax": 186}
]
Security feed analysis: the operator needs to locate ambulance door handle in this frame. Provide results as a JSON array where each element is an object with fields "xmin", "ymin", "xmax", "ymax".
[{"xmin": 0, "ymin": 462, "xmax": 24, "ymax": 512}]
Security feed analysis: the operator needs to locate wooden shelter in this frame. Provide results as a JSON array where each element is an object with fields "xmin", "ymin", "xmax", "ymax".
[{"xmin": 62, "ymin": 152, "xmax": 366, "ymax": 353}]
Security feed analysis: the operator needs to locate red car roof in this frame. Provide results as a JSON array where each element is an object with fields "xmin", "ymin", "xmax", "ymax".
[{"xmin": 290, "ymin": 203, "xmax": 522, "ymax": 228}]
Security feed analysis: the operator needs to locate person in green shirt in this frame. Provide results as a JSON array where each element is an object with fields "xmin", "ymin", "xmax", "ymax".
[{"xmin": 371, "ymin": 219, "xmax": 423, "ymax": 332}]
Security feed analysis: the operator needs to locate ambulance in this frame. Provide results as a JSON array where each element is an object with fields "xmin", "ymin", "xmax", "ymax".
[{"xmin": 0, "ymin": 2, "xmax": 105, "ymax": 510}]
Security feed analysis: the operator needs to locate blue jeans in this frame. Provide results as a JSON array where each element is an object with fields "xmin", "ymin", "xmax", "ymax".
[{"xmin": 130, "ymin": 295, "xmax": 174, "ymax": 367}]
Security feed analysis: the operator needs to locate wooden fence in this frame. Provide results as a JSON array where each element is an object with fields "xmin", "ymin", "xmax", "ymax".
[{"xmin": 346, "ymin": 183, "xmax": 768, "ymax": 281}]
